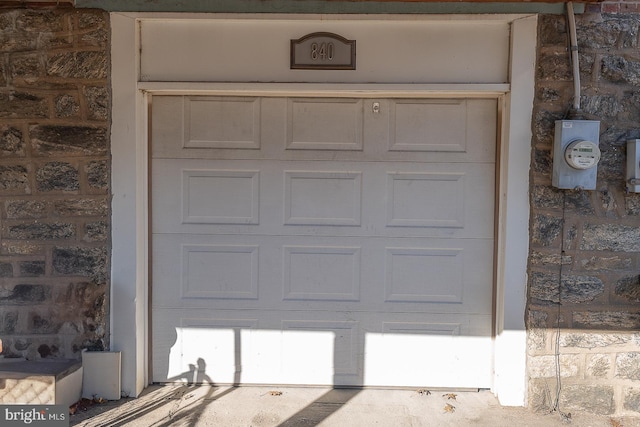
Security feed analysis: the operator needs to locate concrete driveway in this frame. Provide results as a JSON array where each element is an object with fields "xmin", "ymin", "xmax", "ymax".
[{"xmin": 69, "ymin": 385, "xmax": 639, "ymax": 427}]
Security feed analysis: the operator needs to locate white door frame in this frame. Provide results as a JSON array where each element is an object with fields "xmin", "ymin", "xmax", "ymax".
[{"xmin": 110, "ymin": 13, "xmax": 535, "ymax": 405}]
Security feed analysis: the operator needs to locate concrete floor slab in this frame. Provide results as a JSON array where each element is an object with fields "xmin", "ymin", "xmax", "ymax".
[{"xmin": 70, "ymin": 385, "xmax": 640, "ymax": 427}]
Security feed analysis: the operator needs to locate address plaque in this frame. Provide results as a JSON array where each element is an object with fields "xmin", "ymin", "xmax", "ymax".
[{"xmin": 290, "ymin": 32, "xmax": 356, "ymax": 70}]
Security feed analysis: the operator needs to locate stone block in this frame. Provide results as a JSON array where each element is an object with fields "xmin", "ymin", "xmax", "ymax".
[
  {"xmin": 580, "ymin": 255, "xmax": 633, "ymax": 271},
  {"xmin": 4, "ymin": 200, "xmax": 48, "ymax": 219},
  {"xmin": 560, "ymin": 275, "xmax": 604, "ymax": 304},
  {"xmin": 581, "ymin": 224, "xmax": 640, "ymax": 252},
  {"xmin": 534, "ymin": 109, "xmax": 563, "ymax": 145},
  {"xmin": 574, "ymin": 311, "xmax": 640, "ymax": 330},
  {"xmin": 528, "ymin": 310, "xmax": 549, "ymax": 328},
  {"xmin": 0, "ymin": 126, "xmax": 24, "ymax": 156},
  {"xmin": 577, "ymin": 16, "xmax": 640, "ymax": 49},
  {"xmin": 598, "ymin": 147, "xmax": 626, "ymax": 181},
  {"xmin": 0, "ymin": 31, "xmax": 37, "ymax": 53},
  {"xmin": 30, "ymin": 125, "xmax": 108, "ymax": 156},
  {"xmin": 529, "ymin": 272, "xmax": 560, "ymax": 304},
  {"xmin": 528, "ymin": 378, "xmax": 557, "ymax": 412},
  {"xmin": 0, "ymin": 165, "xmax": 29, "ymax": 193},
  {"xmin": 559, "ymin": 385, "xmax": 614, "ymax": 415},
  {"xmin": 18, "ymin": 261, "xmax": 45, "ymax": 277},
  {"xmin": 531, "ymin": 185, "xmax": 564, "ymax": 209},
  {"xmin": 0, "ymin": 284, "xmax": 49, "ymax": 305},
  {"xmin": 10, "ymin": 53, "xmax": 42, "ymax": 81},
  {"xmin": 52, "ymin": 246, "xmax": 107, "ymax": 284},
  {"xmin": 528, "ymin": 328, "xmax": 546, "ymax": 351},
  {"xmin": 46, "ymin": 51, "xmax": 107, "ymax": 79},
  {"xmin": 6, "ymin": 222, "xmax": 75, "ymax": 240},
  {"xmin": 623, "ymin": 388, "xmax": 640, "ymax": 414},
  {"xmin": 533, "ymin": 147, "xmax": 552, "ymax": 174},
  {"xmin": 0, "ymin": 310, "xmax": 18, "ymax": 334},
  {"xmin": 52, "ymin": 198, "xmax": 108, "ymax": 217},
  {"xmin": 1, "ymin": 242, "xmax": 44, "ymax": 256},
  {"xmin": 616, "ymin": 352, "xmax": 640, "ymax": 380},
  {"xmin": 54, "ymin": 94, "xmax": 80, "ymax": 118},
  {"xmin": 86, "ymin": 160, "xmax": 108, "ymax": 189},
  {"xmin": 36, "ymin": 162, "xmax": 79, "ymax": 192},
  {"xmin": 539, "ymin": 15, "xmax": 566, "ymax": 46},
  {"xmin": 587, "ymin": 354, "xmax": 612, "ymax": 378},
  {"xmin": 0, "ymin": 262, "xmax": 13, "ymax": 278},
  {"xmin": 580, "ymin": 94, "xmax": 623, "ymax": 118},
  {"xmin": 78, "ymin": 12, "xmax": 107, "ymax": 30},
  {"xmin": 84, "ymin": 86, "xmax": 109, "ymax": 121},
  {"xmin": 626, "ymin": 194, "xmax": 640, "ymax": 215},
  {"xmin": 15, "ymin": 10, "xmax": 65, "ymax": 33},
  {"xmin": 0, "ymin": 92, "xmax": 48, "ymax": 119},
  {"xmin": 621, "ymin": 90, "xmax": 640, "ymax": 122},
  {"xmin": 537, "ymin": 52, "xmax": 572, "ymax": 81},
  {"xmin": 83, "ymin": 221, "xmax": 108, "ymax": 242},
  {"xmin": 528, "ymin": 354, "xmax": 581, "ymax": 378},
  {"xmin": 0, "ymin": 53, "xmax": 6, "ymax": 86},
  {"xmin": 616, "ymin": 276, "xmax": 640, "ymax": 302},
  {"xmin": 530, "ymin": 271, "xmax": 560, "ymax": 304},
  {"xmin": 529, "ymin": 250, "xmax": 570, "ymax": 267},
  {"xmin": 29, "ymin": 310, "xmax": 58, "ymax": 335},
  {"xmin": 600, "ymin": 56, "xmax": 640, "ymax": 85},
  {"xmin": 561, "ymin": 332, "xmax": 634, "ymax": 349},
  {"xmin": 80, "ymin": 28, "xmax": 108, "ymax": 48},
  {"xmin": 532, "ymin": 214, "xmax": 563, "ymax": 247},
  {"xmin": 37, "ymin": 343, "xmax": 60, "ymax": 359}
]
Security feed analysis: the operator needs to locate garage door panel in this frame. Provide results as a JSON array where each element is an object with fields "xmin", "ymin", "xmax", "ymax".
[
  {"xmin": 184, "ymin": 96, "xmax": 261, "ymax": 150},
  {"xmin": 153, "ymin": 309, "xmax": 492, "ymax": 386},
  {"xmin": 283, "ymin": 245, "xmax": 361, "ymax": 302},
  {"xmin": 152, "ymin": 96, "xmax": 496, "ymax": 164},
  {"xmin": 153, "ymin": 159, "xmax": 493, "ymax": 239},
  {"xmin": 181, "ymin": 169, "xmax": 260, "ymax": 225},
  {"xmin": 152, "ymin": 93, "xmax": 497, "ymax": 388},
  {"xmin": 384, "ymin": 247, "xmax": 463, "ymax": 303},
  {"xmin": 284, "ymin": 171, "xmax": 362, "ymax": 226},
  {"xmin": 364, "ymin": 320, "xmax": 493, "ymax": 388},
  {"xmin": 287, "ymin": 98, "xmax": 364, "ymax": 151},
  {"xmin": 153, "ymin": 234, "xmax": 492, "ymax": 314},
  {"xmin": 385, "ymin": 172, "xmax": 465, "ymax": 228},
  {"xmin": 389, "ymin": 99, "xmax": 467, "ymax": 152},
  {"xmin": 180, "ymin": 244, "xmax": 259, "ymax": 300}
]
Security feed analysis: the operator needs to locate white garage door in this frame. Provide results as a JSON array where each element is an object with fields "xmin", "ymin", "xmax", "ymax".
[{"xmin": 151, "ymin": 94, "xmax": 497, "ymax": 388}]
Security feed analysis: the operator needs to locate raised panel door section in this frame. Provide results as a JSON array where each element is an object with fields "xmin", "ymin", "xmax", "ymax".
[
  {"xmin": 287, "ymin": 98, "xmax": 363, "ymax": 150},
  {"xmin": 182, "ymin": 169, "xmax": 260, "ymax": 225},
  {"xmin": 384, "ymin": 247, "xmax": 463, "ymax": 303},
  {"xmin": 389, "ymin": 99, "xmax": 467, "ymax": 152},
  {"xmin": 283, "ymin": 245, "xmax": 361, "ymax": 301},
  {"xmin": 386, "ymin": 172, "xmax": 465, "ymax": 228},
  {"xmin": 284, "ymin": 171, "xmax": 362, "ymax": 226},
  {"xmin": 181, "ymin": 244, "xmax": 259, "ymax": 300},
  {"xmin": 184, "ymin": 96, "xmax": 261, "ymax": 149}
]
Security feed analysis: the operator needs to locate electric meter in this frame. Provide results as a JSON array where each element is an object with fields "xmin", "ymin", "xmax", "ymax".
[
  {"xmin": 552, "ymin": 119, "xmax": 600, "ymax": 190},
  {"xmin": 564, "ymin": 139, "xmax": 601, "ymax": 170}
]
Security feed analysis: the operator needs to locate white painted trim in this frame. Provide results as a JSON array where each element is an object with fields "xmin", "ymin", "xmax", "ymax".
[
  {"xmin": 110, "ymin": 13, "xmax": 148, "ymax": 397},
  {"xmin": 492, "ymin": 14, "xmax": 537, "ymax": 406},
  {"xmin": 138, "ymin": 83, "xmax": 510, "ymax": 97},
  {"xmin": 110, "ymin": 13, "xmax": 535, "ymax": 402}
]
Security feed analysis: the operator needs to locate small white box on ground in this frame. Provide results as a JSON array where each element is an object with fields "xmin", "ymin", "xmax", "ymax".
[{"xmin": 81, "ymin": 351, "xmax": 121, "ymax": 400}]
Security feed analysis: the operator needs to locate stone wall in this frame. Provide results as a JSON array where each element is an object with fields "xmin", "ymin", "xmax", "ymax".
[
  {"xmin": 528, "ymin": 10, "xmax": 640, "ymax": 417},
  {"xmin": 0, "ymin": 8, "xmax": 110, "ymax": 360}
]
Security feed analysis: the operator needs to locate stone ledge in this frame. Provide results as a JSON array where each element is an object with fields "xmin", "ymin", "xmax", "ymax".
[{"xmin": 0, "ymin": 358, "xmax": 82, "ymax": 406}]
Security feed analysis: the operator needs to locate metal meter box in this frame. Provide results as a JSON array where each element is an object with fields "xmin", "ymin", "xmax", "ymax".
[
  {"xmin": 552, "ymin": 120, "xmax": 601, "ymax": 190},
  {"xmin": 627, "ymin": 139, "xmax": 640, "ymax": 193}
]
